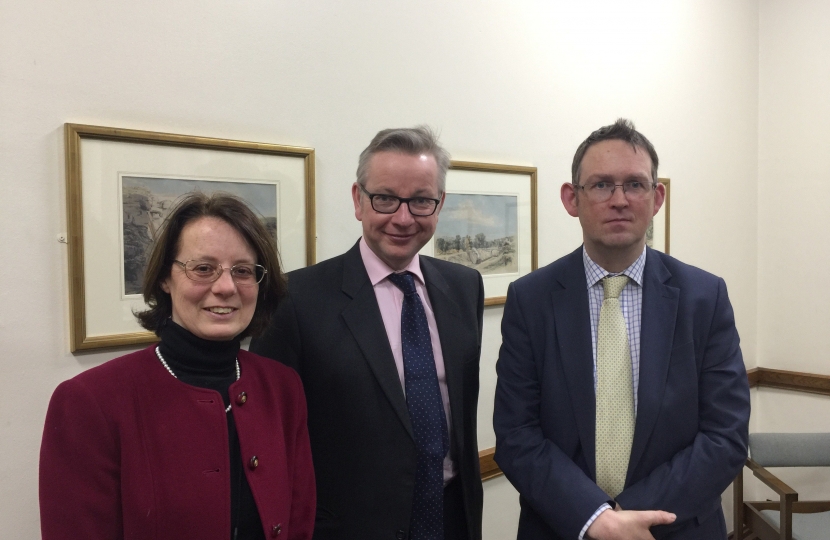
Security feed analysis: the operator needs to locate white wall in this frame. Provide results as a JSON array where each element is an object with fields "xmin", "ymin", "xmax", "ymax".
[
  {"xmin": 743, "ymin": 0, "xmax": 830, "ymax": 507},
  {"xmin": 1, "ymin": 1, "xmax": 760, "ymax": 537},
  {"xmin": 758, "ymin": 0, "xmax": 830, "ymax": 373}
]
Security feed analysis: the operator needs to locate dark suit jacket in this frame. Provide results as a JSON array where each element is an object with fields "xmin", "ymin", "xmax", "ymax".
[
  {"xmin": 493, "ymin": 247, "xmax": 750, "ymax": 540},
  {"xmin": 251, "ymin": 242, "xmax": 485, "ymax": 540}
]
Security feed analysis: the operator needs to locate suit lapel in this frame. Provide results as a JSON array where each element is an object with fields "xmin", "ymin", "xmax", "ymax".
[
  {"xmin": 420, "ymin": 258, "xmax": 466, "ymax": 453},
  {"xmin": 552, "ymin": 249, "xmax": 599, "ymax": 478},
  {"xmin": 339, "ymin": 243, "xmax": 414, "ymax": 441},
  {"xmin": 627, "ymin": 249, "xmax": 678, "ymax": 481}
]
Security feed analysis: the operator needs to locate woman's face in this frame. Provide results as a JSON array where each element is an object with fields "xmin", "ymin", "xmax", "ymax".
[{"xmin": 161, "ymin": 217, "xmax": 259, "ymax": 341}]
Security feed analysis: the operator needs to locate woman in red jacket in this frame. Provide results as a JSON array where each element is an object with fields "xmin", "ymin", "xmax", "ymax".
[{"xmin": 40, "ymin": 192, "xmax": 315, "ymax": 540}]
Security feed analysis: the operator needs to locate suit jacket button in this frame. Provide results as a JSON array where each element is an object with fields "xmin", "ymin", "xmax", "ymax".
[
  {"xmin": 271, "ymin": 523, "xmax": 282, "ymax": 537},
  {"xmin": 236, "ymin": 392, "xmax": 248, "ymax": 405},
  {"xmin": 396, "ymin": 530, "xmax": 406, "ymax": 540},
  {"xmin": 248, "ymin": 455, "xmax": 259, "ymax": 470}
]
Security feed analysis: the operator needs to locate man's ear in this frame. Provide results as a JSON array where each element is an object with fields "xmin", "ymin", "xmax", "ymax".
[
  {"xmin": 435, "ymin": 191, "xmax": 446, "ymax": 216},
  {"xmin": 352, "ymin": 182, "xmax": 364, "ymax": 221},
  {"xmin": 652, "ymin": 181, "xmax": 666, "ymax": 217},
  {"xmin": 561, "ymin": 182, "xmax": 580, "ymax": 218}
]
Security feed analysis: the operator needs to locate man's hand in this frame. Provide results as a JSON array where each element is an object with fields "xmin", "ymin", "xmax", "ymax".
[{"xmin": 585, "ymin": 507, "xmax": 676, "ymax": 540}]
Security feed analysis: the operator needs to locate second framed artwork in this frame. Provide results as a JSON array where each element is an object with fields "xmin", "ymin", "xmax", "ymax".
[
  {"xmin": 420, "ymin": 160, "xmax": 538, "ymax": 306},
  {"xmin": 65, "ymin": 124, "xmax": 315, "ymax": 352}
]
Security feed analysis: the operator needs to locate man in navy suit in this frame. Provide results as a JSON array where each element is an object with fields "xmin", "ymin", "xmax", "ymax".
[{"xmin": 493, "ymin": 119, "xmax": 749, "ymax": 540}]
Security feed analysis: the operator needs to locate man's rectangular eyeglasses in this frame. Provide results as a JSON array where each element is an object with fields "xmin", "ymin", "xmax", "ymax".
[
  {"xmin": 174, "ymin": 260, "xmax": 267, "ymax": 286},
  {"xmin": 573, "ymin": 180, "xmax": 657, "ymax": 203},
  {"xmin": 359, "ymin": 185, "xmax": 441, "ymax": 216}
]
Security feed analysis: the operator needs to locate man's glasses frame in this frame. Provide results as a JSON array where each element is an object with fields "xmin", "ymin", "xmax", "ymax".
[
  {"xmin": 358, "ymin": 184, "xmax": 441, "ymax": 217},
  {"xmin": 173, "ymin": 259, "xmax": 267, "ymax": 286},
  {"xmin": 573, "ymin": 180, "xmax": 657, "ymax": 203}
]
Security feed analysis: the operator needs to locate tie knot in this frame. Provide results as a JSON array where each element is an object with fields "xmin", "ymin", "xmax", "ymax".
[
  {"xmin": 387, "ymin": 271, "xmax": 418, "ymax": 296},
  {"xmin": 603, "ymin": 275, "xmax": 628, "ymax": 299}
]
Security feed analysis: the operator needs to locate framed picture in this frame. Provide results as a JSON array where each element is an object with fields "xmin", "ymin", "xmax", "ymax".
[
  {"xmin": 646, "ymin": 178, "xmax": 671, "ymax": 253},
  {"xmin": 421, "ymin": 160, "xmax": 538, "ymax": 306},
  {"xmin": 65, "ymin": 124, "xmax": 315, "ymax": 352}
]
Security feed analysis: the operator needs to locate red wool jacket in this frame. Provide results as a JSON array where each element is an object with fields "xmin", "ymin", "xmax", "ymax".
[{"xmin": 39, "ymin": 346, "xmax": 315, "ymax": 540}]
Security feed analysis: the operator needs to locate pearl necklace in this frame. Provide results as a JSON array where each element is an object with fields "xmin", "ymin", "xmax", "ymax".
[{"xmin": 155, "ymin": 346, "xmax": 240, "ymax": 413}]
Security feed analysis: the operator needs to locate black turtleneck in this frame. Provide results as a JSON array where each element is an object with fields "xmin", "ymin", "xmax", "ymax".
[{"xmin": 157, "ymin": 320, "xmax": 265, "ymax": 540}]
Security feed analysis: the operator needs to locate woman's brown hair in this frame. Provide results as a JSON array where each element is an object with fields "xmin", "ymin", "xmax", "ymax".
[{"xmin": 134, "ymin": 192, "xmax": 287, "ymax": 338}]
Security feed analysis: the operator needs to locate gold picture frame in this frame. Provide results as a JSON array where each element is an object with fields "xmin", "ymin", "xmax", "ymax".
[
  {"xmin": 421, "ymin": 160, "xmax": 538, "ymax": 306},
  {"xmin": 65, "ymin": 123, "xmax": 315, "ymax": 352}
]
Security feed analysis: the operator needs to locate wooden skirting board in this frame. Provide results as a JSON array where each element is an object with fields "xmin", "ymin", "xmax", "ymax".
[{"xmin": 478, "ymin": 367, "xmax": 830, "ymax": 482}]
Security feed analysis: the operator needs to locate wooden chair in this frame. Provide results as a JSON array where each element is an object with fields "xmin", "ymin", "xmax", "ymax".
[{"xmin": 733, "ymin": 433, "xmax": 830, "ymax": 540}]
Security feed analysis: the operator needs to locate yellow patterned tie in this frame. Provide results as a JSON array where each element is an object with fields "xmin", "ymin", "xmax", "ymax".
[{"xmin": 595, "ymin": 275, "xmax": 635, "ymax": 498}]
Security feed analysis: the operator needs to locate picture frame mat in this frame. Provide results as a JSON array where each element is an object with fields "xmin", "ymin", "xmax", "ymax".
[{"xmin": 82, "ymin": 138, "xmax": 306, "ymax": 339}]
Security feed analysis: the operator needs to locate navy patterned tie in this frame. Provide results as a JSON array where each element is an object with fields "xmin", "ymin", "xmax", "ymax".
[{"xmin": 387, "ymin": 271, "xmax": 448, "ymax": 540}]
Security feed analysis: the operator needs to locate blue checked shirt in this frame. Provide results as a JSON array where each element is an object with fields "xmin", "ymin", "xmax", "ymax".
[{"xmin": 578, "ymin": 246, "xmax": 647, "ymax": 540}]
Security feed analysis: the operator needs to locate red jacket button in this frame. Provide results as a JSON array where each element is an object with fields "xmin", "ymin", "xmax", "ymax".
[
  {"xmin": 236, "ymin": 392, "xmax": 248, "ymax": 405},
  {"xmin": 248, "ymin": 456, "xmax": 259, "ymax": 470},
  {"xmin": 271, "ymin": 523, "xmax": 282, "ymax": 537}
]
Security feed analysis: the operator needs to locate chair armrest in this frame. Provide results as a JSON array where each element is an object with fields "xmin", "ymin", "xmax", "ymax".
[
  {"xmin": 744, "ymin": 458, "xmax": 798, "ymax": 540},
  {"xmin": 745, "ymin": 458, "xmax": 798, "ymax": 499}
]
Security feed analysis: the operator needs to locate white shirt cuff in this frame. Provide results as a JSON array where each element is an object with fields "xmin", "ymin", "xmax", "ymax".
[{"xmin": 578, "ymin": 503, "xmax": 612, "ymax": 540}]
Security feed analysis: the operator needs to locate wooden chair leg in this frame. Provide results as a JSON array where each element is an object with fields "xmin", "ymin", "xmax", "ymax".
[
  {"xmin": 733, "ymin": 467, "xmax": 745, "ymax": 539},
  {"xmin": 779, "ymin": 492, "xmax": 795, "ymax": 540}
]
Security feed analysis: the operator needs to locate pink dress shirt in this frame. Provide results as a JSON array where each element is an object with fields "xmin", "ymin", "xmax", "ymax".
[{"xmin": 359, "ymin": 238, "xmax": 456, "ymax": 484}]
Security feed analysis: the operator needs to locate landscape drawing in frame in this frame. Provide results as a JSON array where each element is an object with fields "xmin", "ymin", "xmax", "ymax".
[
  {"xmin": 121, "ymin": 175, "xmax": 278, "ymax": 296},
  {"xmin": 646, "ymin": 178, "xmax": 671, "ymax": 253},
  {"xmin": 65, "ymin": 123, "xmax": 315, "ymax": 352},
  {"xmin": 434, "ymin": 193, "xmax": 519, "ymax": 275},
  {"xmin": 422, "ymin": 160, "xmax": 537, "ymax": 306}
]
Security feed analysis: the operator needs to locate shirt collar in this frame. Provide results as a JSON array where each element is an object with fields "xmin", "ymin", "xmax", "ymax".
[
  {"xmin": 582, "ymin": 245, "xmax": 647, "ymax": 289},
  {"xmin": 359, "ymin": 237, "xmax": 425, "ymax": 286}
]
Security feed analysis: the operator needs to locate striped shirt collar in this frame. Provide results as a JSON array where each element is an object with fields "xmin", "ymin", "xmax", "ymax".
[{"xmin": 582, "ymin": 246, "xmax": 647, "ymax": 289}]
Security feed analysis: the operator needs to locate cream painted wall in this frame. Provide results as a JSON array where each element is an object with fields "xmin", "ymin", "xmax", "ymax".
[
  {"xmin": 748, "ymin": 0, "xmax": 830, "ymax": 511},
  {"xmin": 758, "ymin": 0, "xmax": 830, "ymax": 373},
  {"xmin": 1, "ymin": 0, "xmax": 760, "ymax": 537}
]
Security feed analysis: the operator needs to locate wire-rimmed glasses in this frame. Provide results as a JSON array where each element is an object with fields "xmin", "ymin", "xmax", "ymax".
[
  {"xmin": 574, "ymin": 180, "xmax": 657, "ymax": 203},
  {"xmin": 173, "ymin": 260, "xmax": 266, "ymax": 286},
  {"xmin": 358, "ymin": 185, "xmax": 441, "ymax": 216}
]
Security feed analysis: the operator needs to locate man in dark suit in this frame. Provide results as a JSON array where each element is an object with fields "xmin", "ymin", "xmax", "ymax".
[
  {"xmin": 493, "ymin": 119, "xmax": 750, "ymax": 540},
  {"xmin": 251, "ymin": 126, "xmax": 484, "ymax": 540}
]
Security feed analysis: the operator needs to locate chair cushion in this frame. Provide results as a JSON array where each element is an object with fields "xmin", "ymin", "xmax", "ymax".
[
  {"xmin": 760, "ymin": 509, "xmax": 830, "ymax": 540},
  {"xmin": 749, "ymin": 433, "xmax": 830, "ymax": 467}
]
